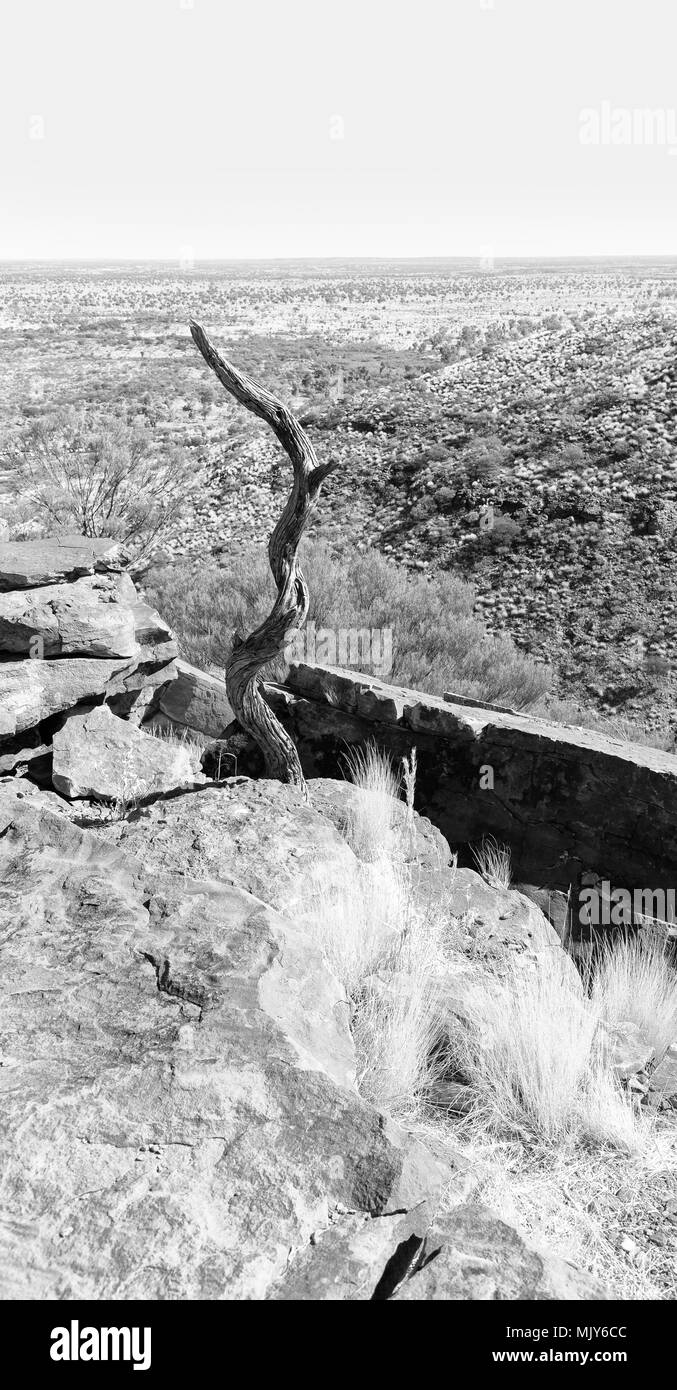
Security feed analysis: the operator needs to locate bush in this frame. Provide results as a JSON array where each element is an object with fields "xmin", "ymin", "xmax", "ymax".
[
  {"xmin": 629, "ymin": 500, "xmax": 662, "ymax": 536},
  {"xmin": 461, "ymin": 434, "xmax": 509, "ymax": 484},
  {"xmin": 144, "ymin": 539, "xmax": 553, "ymax": 710},
  {"xmin": 589, "ymin": 930, "xmax": 677, "ymax": 1062},
  {"xmin": 4, "ymin": 407, "xmax": 203, "ymax": 565},
  {"xmin": 448, "ymin": 951, "xmax": 640, "ymax": 1149}
]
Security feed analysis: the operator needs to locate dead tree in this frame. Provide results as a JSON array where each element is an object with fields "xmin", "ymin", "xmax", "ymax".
[{"xmin": 189, "ymin": 321, "xmax": 337, "ymax": 796}]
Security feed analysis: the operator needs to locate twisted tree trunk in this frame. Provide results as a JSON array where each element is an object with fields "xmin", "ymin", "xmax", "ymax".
[{"xmin": 189, "ymin": 321, "xmax": 337, "ymax": 797}]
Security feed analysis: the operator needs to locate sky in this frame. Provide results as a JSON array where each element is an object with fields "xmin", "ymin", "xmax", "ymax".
[{"xmin": 1, "ymin": 0, "xmax": 676, "ymax": 260}]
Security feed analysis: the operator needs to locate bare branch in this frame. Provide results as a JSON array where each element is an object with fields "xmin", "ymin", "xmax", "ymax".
[{"xmin": 189, "ymin": 321, "xmax": 338, "ymax": 794}]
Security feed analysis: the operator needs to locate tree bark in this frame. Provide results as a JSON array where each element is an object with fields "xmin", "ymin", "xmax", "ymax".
[{"xmin": 189, "ymin": 320, "xmax": 337, "ymax": 796}]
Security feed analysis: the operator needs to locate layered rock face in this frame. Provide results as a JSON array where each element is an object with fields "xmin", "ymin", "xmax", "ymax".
[
  {"xmin": 0, "ymin": 536, "xmax": 182, "ymax": 795},
  {"xmin": 262, "ymin": 662, "xmax": 677, "ymax": 893}
]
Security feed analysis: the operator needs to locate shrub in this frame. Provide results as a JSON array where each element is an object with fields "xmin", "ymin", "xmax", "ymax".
[
  {"xmin": 461, "ymin": 434, "xmax": 509, "ymax": 484},
  {"xmin": 340, "ymin": 742, "xmax": 402, "ymax": 862},
  {"xmin": 629, "ymin": 500, "xmax": 662, "ymax": 536},
  {"xmin": 448, "ymin": 951, "xmax": 640, "ymax": 1150},
  {"xmin": 589, "ymin": 930, "xmax": 677, "ymax": 1062},
  {"xmin": 144, "ymin": 539, "xmax": 553, "ymax": 710},
  {"xmin": 4, "ymin": 407, "xmax": 202, "ymax": 565}
]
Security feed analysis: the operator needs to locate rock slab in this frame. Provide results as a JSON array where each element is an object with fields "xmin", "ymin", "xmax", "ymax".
[
  {"xmin": 0, "ymin": 783, "xmax": 444, "ymax": 1299},
  {"xmin": 393, "ymin": 1204, "xmax": 608, "ymax": 1300},
  {"xmin": 0, "ymin": 574, "xmax": 139, "ymax": 658},
  {"xmin": 0, "ymin": 536, "xmax": 126, "ymax": 591},
  {"xmin": 51, "ymin": 704, "xmax": 206, "ymax": 801}
]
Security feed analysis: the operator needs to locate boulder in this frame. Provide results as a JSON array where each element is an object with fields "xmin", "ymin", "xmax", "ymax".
[
  {"xmin": 93, "ymin": 782, "xmax": 576, "ymax": 993},
  {"xmin": 307, "ymin": 777, "xmax": 452, "ymax": 870},
  {"xmin": 0, "ymin": 538, "xmax": 179, "ymax": 749},
  {"xmin": 129, "ymin": 597, "xmax": 176, "ymax": 651},
  {"xmin": 51, "ymin": 704, "xmax": 206, "ymax": 801},
  {"xmin": 444, "ymin": 867, "xmax": 575, "ymax": 973},
  {"xmin": 274, "ymin": 662, "xmax": 677, "ymax": 894},
  {"xmin": 155, "ymin": 660, "xmax": 234, "ymax": 738},
  {"xmin": 0, "ymin": 574, "xmax": 138, "ymax": 658},
  {"xmin": 0, "ymin": 657, "xmax": 137, "ymax": 740},
  {"xmin": 516, "ymin": 883, "xmax": 571, "ymax": 944},
  {"xmin": 597, "ymin": 1021, "xmax": 655, "ymax": 1080},
  {"xmin": 647, "ymin": 1044, "xmax": 677, "ymax": 1108},
  {"xmin": 268, "ymin": 1206, "xmax": 432, "ymax": 1301},
  {"xmin": 0, "ymin": 536, "xmax": 126, "ymax": 591},
  {"xmin": 393, "ymin": 1204, "xmax": 608, "ymax": 1300},
  {"xmin": 87, "ymin": 777, "xmax": 366, "ymax": 921},
  {"xmin": 0, "ymin": 783, "xmax": 447, "ymax": 1300}
]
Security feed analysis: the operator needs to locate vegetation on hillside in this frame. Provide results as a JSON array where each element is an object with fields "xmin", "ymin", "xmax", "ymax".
[
  {"xmin": 144, "ymin": 540, "xmax": 671, "ymax": 747},
  {"xmin": 3, "ymin": 407, "xmax": 200, "ymax": 564},
  {"xmin": 2, "ymin": 263, "xmax": 676, "ymax": 737}
]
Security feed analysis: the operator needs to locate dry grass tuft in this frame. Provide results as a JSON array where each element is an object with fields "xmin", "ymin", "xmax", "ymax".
[
  {"xmin": 445, "ymin": 951, "xmax": 642, "ymax": 1151},
  {"xmin": 301, "ymin": 743, "xmax": 450, "ymax": 1119},
  {"xmin": 340, "ymin": 741, "xmax": 402, "ymax": 862},
  {"xmin": 589, "ymin": 928, "xmax": 677, "ymax": 1063},
  {"xmin": 471, "ymin": 834, "xmax": 513, "ymax": 888}
]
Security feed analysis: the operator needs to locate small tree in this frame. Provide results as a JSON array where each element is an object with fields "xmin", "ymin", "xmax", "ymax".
[
  {"xmin": 5, "ymin": 407, "xmax": 201, "ymax": 566},
  {"xmin": 189, "ymin": 321, "xmax": 337, "ymax": 796}
]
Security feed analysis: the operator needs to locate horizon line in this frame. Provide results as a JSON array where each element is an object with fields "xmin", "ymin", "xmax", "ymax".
[{"xmin": 2, "ymin": 252, "xmax": 677, "ymax": 265}]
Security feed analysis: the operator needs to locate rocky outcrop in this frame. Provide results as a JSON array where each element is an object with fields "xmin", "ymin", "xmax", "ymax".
[
  {"xmin": 0, "ymin": 535, "xmax": 178, "ymax": 789},
  {"xmin": 598, "ymin": 1021, "xmax": 656, "ymax": 1081},
  {"xmin": 0, "ymin": 535, "xmax": 126, "ymax": 590},
  {"xmin": 51, "ymin": 704, "xmax": 205, "ymax": 801},
  {"xmin": 0, "ymin": 777, "xmax": 606, "ymax": 1300},
  {"xmin": 260, "ymin": 662, "xmax": 677, "ymax": 894},
  {"xmin": 0, "ymin": 656, "xmax": 137, "ymax": 739},
  {"xmin": 392, "ymin": 1205, "xmax": 607, "ymax": 1300},
  {"xmin": 0, "ymin": 537, "xmax": 651, "ymax": 1300},
  {"xmin": 648, "ymin": 1045, "xmax": 677, "ymax": 1110},
  {"xmin": 0, "ymin": 574, "xmax": 139, "ymax": 658},
  {"xmin": 154, "ymin": 659, "xmax": 234, "ymax": 738},
  {"xmin": 0, "ymin": 780, "xmax": 446, "ymax": 1300}
]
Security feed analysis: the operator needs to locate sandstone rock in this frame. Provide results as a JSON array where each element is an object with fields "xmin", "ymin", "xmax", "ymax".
[
  {"xmin": 156, "ymin": 659, "xmax": 234, "ymax": 737},
  {"xmin": 277, "ymin": 662, "xmax": 677, "ymax": 893},
  {"xmin": 445, "ymin": 868, "xmax": 575, "ymax": 972},
  {"xmin": 89, "ymin": 777, "xmax": 366, "ymax": 921},
  {"xmin": 51, "ymin": 704, "xmax": 206, "ymax": 801},
  {"xmin": 647, "ymin": 1044, "xmax": 677, "ymax": 1106},
  {"xmin": 516, "ymin": 883, "xmax": 571, "ymax": 944},
  {"xmin": 597, "ymin": 1021, "xmax": 655, "ymax": 1079},
  {"xmin": 0, "ymin": 737, "xmax": 52, "ymax": 782},
  {"xmin": 0, "ymin": 538, "xmax": 178, "ymax": 747},
  {"xmin": 0, "ymin": 657, "xmax": 136, "ymax": 740},
  {"xmin": 97, "ymin": 782, "xmax": 574, "ymax": 997},
  {"xmin": 393, "ymin": 1204, "xmax": 608, "ymax": 1300},
  {"xmin": 129, "ymin": 597, "xmax": 176, "ymax": 650},
  {"xmin": 0, "ymin": 574, "xmax": 138, "ymax": 658},
  {"xmin": 0, "ymin": 783, "xmax": 446, "ymax": 1300},
  {"xmin": 268, "ymin": 1206, "xmax": 431, "ymax": 1301},
  {"xmin": 308, "ymin": 777, "xmax": 452, "ymax": 870},
  {"xmin": 0, "ymin": 536, "xmax": 126, "ymax": 591},
  {"xmin": 427, "ymin": 1080, "xmax": 476, "ymax": 1115}
]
